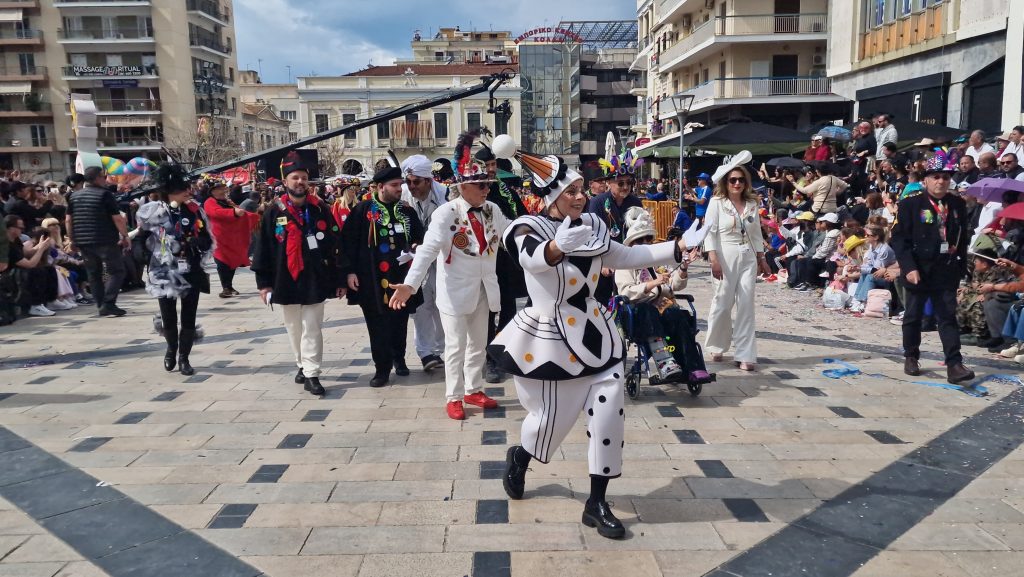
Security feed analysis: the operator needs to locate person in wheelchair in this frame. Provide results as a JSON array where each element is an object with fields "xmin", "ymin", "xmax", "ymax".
[{"xmin": 615, "ymin": 207, "xmax": 712, "ymax": 385}]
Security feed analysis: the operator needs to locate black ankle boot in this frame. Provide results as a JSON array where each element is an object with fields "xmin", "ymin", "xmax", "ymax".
[
  {"xmin": 304, "ymin": 377, "xmax": 325, "ymax": 396},
  {"xmin": 582, "ymin": 499, "xmax": 625, "ymax": 539},
  {"xmin": 163, "ymin": 322, "xmax": 178, "ymax": 372},
  {"xmin": 503, "ymin": 446, "xmax": 530, "ymax": 500},
  {"xmin": 294, "ymin": 368, "xmax": 305, "ymax": 384},
  {"xmin": 393, "ymin": 358, "xmax": 410, "ymax": 377},
  {"xmin": 178, "ymin": 328, "xmax": 195, "ymax": 377}
]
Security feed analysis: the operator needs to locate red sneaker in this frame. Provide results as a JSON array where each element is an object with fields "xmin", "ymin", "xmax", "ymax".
[
  {"xmin": 446, "ymin": 400, "xmax": 466, "ymax": 420},
  {"xmin": 464, "ymin": 391, "xmax": 499, "ymax": 409}
]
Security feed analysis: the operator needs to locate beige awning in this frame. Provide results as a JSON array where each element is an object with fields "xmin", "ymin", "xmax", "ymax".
[
  {"xmin": 0, "ymin": 9, "xmax": 23, "ymax": 22},
  {"xmin": 101, "ymin": 117, "xmax": 157, "ymax": 128},
  {"xmin": 0, "ymin": 82, "xmax": 32, "ymax": 95}
]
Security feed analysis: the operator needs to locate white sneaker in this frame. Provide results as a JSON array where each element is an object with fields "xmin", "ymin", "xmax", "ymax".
[
  {"xmin": 1014, "ymin": 353, "xmax": 1024, "ymax": 365},
  {"xmin": 29, "ymin": 305, "xmax": 55, "ymax": 317},
  {"xmin": 889, "ymin": 313, "xmax": 903, "ymax": 326},
  {"xmin": 46, "ymin": 300, "xmax": 73, "ymax": 311},
  {"xmin": 60, "ymin": 298, "xmax": 78, "ymax": 309},
  {"xmin": 1000, "ymin": 343, "xmax": 1021, "ymax": 359}
]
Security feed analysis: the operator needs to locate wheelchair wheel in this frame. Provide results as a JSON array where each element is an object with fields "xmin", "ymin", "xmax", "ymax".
[
  {"xmin": 687, "ymin": 382, "xmax": 702, "ymax": 397},
  {"xmin": 625, "ymin": 373, "xmax": 640, "ymax": 399}
]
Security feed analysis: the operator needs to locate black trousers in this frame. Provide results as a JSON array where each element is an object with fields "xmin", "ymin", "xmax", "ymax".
[
  {"xmin": 487, "ymin": 283, "xmax": 520, "ymax": 345},
  {"xmin": 158, "ymin": 291, "xmax": 200, "ymax": 333},
  {"xmin": 215, "ymin": 258, "xmax": 236, "ymax": 290},
  {"xmin": 79, "ymin": 243, "xmax": 126, "ymax": 307},
  {"xmin": 902, "ymin": 288, "xmax": 961, "ymax": 365},
  {"xmin": 361, "ymin": 305, "xmax": 410, "ymax": 374}
]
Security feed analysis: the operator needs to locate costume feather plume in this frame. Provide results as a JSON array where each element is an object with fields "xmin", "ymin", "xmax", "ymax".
[
  {"xmin": 153, "ymin": 162, "xmax": 191, "ymax": 192},
  {"xmin": 598, "ymin": 158, "xmax": 614, "ymax": 177},
  {"xmin": 453, "ymin": 129, "xmax": 479, "ymax": 178}
]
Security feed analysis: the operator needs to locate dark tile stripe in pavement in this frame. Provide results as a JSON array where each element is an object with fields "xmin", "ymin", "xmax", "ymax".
[
  {"xmin": 473, "ymin": 551, "xmax": 511, "ymax": 577},
  {"xmin": 696, "ymin": 460, "xmax": 734, "ymax": 479},
  {"xmin": 797, "ymin": 387, "xmax": 827, "ymax": 397},
  {"xmin": 705, "ymin": 387, "xmax": 1024, "ymax": 577},
  {"xmin": 301, "ymin": 409, "xmax": 331, "ymax": 422},
  {"xmin": 484, "ymin": 387, "xmax": 505, "ymax": 397},
  {"xmin": 0, "ymin": 426, "xmax": 260, "ymax": 577},
  {"xmin": 828, "ymin": 406, "xmax": 864, "ymax": 419},
  {"xmin": 247, "ymin": 464, "xmax": 288, "ymax": 483},
  {"xmin": 476, "ymin": 500, "xmax": 509, "ymax": 524},
  {"xmin": 277, "ymin": 434, "xmax": 311, "ymax": 449},
  {"xmin": 481, "ymin": 430, "xmax": 507, "ymax": 445},
  {"xmin": 673, "ymin": 429, "xmax": 706, "ymax": 444},
  {"xmin": 772, "ymin": 370, "xmax": 799, "ymax": 380},
  {"xmin": 151, "ymin": 391, "xmax": 182, "ymax": 402},
  {"xmin": 865, "ymin": 430, "xmax": 905, "ymax": 445},
  {"xmin": 0, "ymin": 393, "xmax": 15, "ymax": 402},
  {"xmin": 484, "ymin": 406, "xmax": 507, "ymax": 419},
  {"xmin": 27, "ymin": 376, "xmax": 56, "ymax": 385},
  {"xmin": 657, "ymin": 405, "xmax": 683, "ymax": 417},
  {"xmin": 69, "ymin": 437, "xmax": 111, "ymax": 452},
  {"xmin": 723, "ymin": 498, "xmax": 770, "ymax": 523},
  {"xmin": 480, "ymin": 461, "xmax": 505, "ymax": 480},
  {"xmin": 115, "ymin": 412, "xmax": 150, "ymax": 425},
  {"xmin": 207, "ymin": 503, "xmax": 257, "ymax": 529}
]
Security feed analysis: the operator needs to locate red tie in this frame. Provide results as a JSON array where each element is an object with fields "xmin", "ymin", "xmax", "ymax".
[{"xmin": 468, "ymin": 212, "xmax": 486, "ymax": 253}]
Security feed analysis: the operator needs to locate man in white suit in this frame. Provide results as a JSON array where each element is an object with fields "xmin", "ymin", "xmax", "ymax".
[{"xmin": 390, "ymin": 158, "xmax": 510, "ymax": 420}]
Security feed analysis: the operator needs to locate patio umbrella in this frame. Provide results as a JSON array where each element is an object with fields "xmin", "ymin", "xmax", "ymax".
[
  {"xmin": 605, "ymin": 132, "xmax": 618, "ymax": 161},
  {"xmin": 964, "ymin": 178, "xmax": 1024, "ymax": 203},
  {"xmin": 816, "ymin": 125, "xmax": 853, "ymax": 141},
  {"xmin": 997, "ymin": 201, "xmax": 1024, "ymax": 222},
  {"xmin": 640, "ymin": 121, "xmax": 811, "ymax": 158},
  {"xmin": 766, "ymin": 157, "xmax": 805, "ymax": 169}
]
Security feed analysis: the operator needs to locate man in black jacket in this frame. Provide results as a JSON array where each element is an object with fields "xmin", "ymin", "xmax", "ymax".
[
  {"xmin": 66, "ymin": 167, "xmax": 129, "ymax": 317},
  {"xmin": 891, "ymin": 156, "xmax": 975, "ymax": 384},
  {"xmin": 252, "ymin": 152, "xmax": 345, "ymax": 396}
]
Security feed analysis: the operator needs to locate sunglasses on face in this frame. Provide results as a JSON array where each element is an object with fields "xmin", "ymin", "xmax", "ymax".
[
  {"xmin": 999, "ymin": 161, "xmax": 1015, "ymax": 166},
  {"xmin": 728, "ymin": 177, "xmax": 747, "ymax": 185}
]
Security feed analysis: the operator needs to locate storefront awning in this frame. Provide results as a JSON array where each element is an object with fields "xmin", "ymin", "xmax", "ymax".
[
  {"xmin": 0, "ymin": 9, "xmax": 23, "ymax": 22},
  {"xmin": 101, "ymin": 117, "xmax": 157, "ymax": 128},
  {"xmin": 0, "ymin": 82, "xmax": 32, "ymax": 95}
]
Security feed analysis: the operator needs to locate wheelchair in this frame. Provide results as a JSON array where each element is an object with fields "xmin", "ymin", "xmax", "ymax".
[{"xmin": 612, "ymin": 293, "xmax": 716, "ymax": 399}]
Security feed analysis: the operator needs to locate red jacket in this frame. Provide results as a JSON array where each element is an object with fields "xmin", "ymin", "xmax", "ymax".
[{"xmin": 203, "ymin": 197, "xmax": 260, "ymax": 268}]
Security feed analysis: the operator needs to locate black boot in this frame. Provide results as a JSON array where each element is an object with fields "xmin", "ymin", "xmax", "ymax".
[
  {"xmin": 163, "ymin": 331, "xmax": 178, "ymax": 372},
  {"xmin": 369, "ymin": 368, "xmax": 390, "ymax": 388},
  {"xmin": 503, "ymin": 446, "xmax": 530, "ymax": 500},
  {"xmin": 393, "ymin": 358, "xmax": 410, "ymax": 377},
  {"xmin": 178, "ymin": 329, "xmax": 195, "ymax": 377},
  {"xmin": 582, "ymin": 474, "xmax": 625, "ymax": 539},
  {"xmin": 304, "ymin": 377, "xmax": 325, "ymax": 396},
  {"xmin": 294, "ymin": 368, "xmax": 305, "ymax": 384}
]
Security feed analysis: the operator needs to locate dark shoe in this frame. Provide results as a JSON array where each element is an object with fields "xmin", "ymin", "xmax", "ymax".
[
  {"xmin": 982, "ymin": 337, "xmax": 1006, "ymax": 352},
  {"xmin": 304, "ymin": 377, "xmax": 325, "ymax": 396},
  {"xmin": 218, "ymin": 289, "xmax": 233, "ymax": 298},
  {"xmin": 503, "ymin": 446, "xmax": 528, "ymax": 500},
  {"xmin": 903, "ymin": 357, "xmax": 921, "ymax": 377},
  {"xmin": 369, "ymin": 371, "xmax": 390, "ymax": 388},
  {"xmin": 421, "ymin": 355, "xmax": 443, "ymax": 372},
  {"xmin": 229, "ymin": 288, "xmax": 240, "ymax": 296},
  {"xmin": 98, "ymin": 304, "xmax": 127, "ymax": 317},
  {"xmin": 178, "ymin": 329, "xmax": 195, "ymax": 377},
  {"xmin": 163, "ymin": 347, "xmax": 177, "ymax": 372},
  {"xmin": 294, "ymin": 368, "xmax": 305, "ymax": 384},
  {"xmin": 582, "ymin": 499, "xmax": 626, "ymax": 539},
  {"xmin": 484, "ymin": 362, "xmax": 503, "ymax": 384},
  {"xmin": 947, "ymin": 363, "xmax": 976, "ymax": 385},
  {"xmin": 394, "ymin": 359, "xmax": 410, "ymax": 377}
]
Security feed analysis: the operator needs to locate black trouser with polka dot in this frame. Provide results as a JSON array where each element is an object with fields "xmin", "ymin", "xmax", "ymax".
[{"xmin": 513, "ymin": 365, "xmax": 624, "ymax": 477}]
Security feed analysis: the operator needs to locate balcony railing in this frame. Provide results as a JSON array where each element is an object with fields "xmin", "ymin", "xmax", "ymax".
[
  {"xmin": 189, "ymin": 35, "xmax": 232, "ymax": 54},
  {"xmin": 1, "ymin": 138, "xmax": 49, "ymax": 147},
  {"xmin": 186, "ymin": 0, "xmax": 230, "ymax": 22},
  {"xmin": 66, "ymin": 98, "xmax": 161, "ymax": 112},
  {"xmin": 0, "ymin": 99, "xmax": 51, "ymax": 113},
  {"xmin": 660, "ymin": 13, "xmax": 827, "ymax": 69},
  {"xmin": 62, "ymin": 64, "xmax": 157, "ymax": 77},
  {"xmin": 0, "ymin": 65, "xmax": 46, "ymax": 77},
  {"xmin": 0, "ymin": 28, "xmax": 42, "ymax": 40},
  {"xmin": 68, "ymin": 136, "xmax": 161, "ymax": 148},
  {"xmin": 684, "ymin": 76, "xmax": 833, "ymax": 105},
  {"xmin": 57, "ymin": 27, "xmax": 153, "ymax": 40}
]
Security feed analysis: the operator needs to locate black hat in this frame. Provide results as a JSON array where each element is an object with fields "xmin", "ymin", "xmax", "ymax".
[
  {"xmin": 280, "ymin": 151, "xmax": 309, "ymax": 178},
  {"xmin": 373, "ymin": 165, "xmax": 403, "ymax": 184},
  {"xmin": 474, "ymin": 144, "xmax": 496, "ymax": 162},
  {"xmin": 65, "ymin": 173, "xmax": 85, "ymax": 187},
  {"xmin": 582, "ymin": 160, "xmax": 610, "ymax": 183},
  {"xmin": 153, "ymin": 162, "xmax": 191, "ymax": 193}
]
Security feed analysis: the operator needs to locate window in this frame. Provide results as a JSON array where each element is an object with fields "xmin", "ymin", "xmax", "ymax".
[
  {"xmin": 288, "ymin": 132, "xmax": 298, "ymax": 142},
  {"xmin": 467, "ymin": 112, "xmax": 481, "ymax": 131},
  {"xmin": 496, "ymin": 113, "xmax": 508, "ymax": 135},
  {"xmin": 315, "ymin": 113, "xmax": 329, "ymax": 133},
  {"xmin": 434, "ymin": 112, "xmax": 448, "ymax": 139},
  {"xmin": 900, "ymin": 0, "xmax": 912, "ymax": 16},
  {"xmin": 17, "ymin": 53, "xmax": 34, "ymax": 74},
  {"xmin": 342, "ymin": 113, "xmax": 356, "ymax": 139},
  {"xmin": 30, "ymin": 125, "xmax": 47, "ymax": 146},
  {"xmin": 377, "ymin": 120, "xmax": 390, "ymax": 140},
  {"xmin": 280, "ymin": 110, "xmax": 296, "ymax": 121}
]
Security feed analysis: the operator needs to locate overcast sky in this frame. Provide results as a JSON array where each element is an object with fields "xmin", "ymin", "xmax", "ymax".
[{"xmin": 234, "ymin": 0, "xmax": 635, "ymax": 82}]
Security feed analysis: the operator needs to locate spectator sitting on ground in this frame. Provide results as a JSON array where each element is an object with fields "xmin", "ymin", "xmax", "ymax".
[
  {"xmin": 958, "ymin": 249, "xmax": 1020, "ymax": 349},
  {"xmin": 4, "ymin": 215, "xmax": 57, "ymax": 317},
  {"xmin": 850, "ymin": 225, "xmax": 897, "ymax": 312},
  {"xmin": 7, "ymin": 181, "xmax": 54, "ymax": 231}
]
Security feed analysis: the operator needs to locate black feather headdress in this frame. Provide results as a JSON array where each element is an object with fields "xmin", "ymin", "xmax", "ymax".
[{"xmin": 153, "ymin": 162, "xmax": 191, "ymax": 193}]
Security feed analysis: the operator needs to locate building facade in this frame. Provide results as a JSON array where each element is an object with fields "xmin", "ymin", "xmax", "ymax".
[
  {"xmin": 827, "ymin": 0, "xmax": 1024, "ymax": 133},
  {"xmin": 241, "ymin": 102, "xmax": 290, "ymax": 153},
  {"xmin": 239, "ymin": 70, "xmax": 300, "ymax": 144},
  {"xmin": 632, "ymin": 0, "xmax": 849, "ymax": 153},
  {"xmin": 0, "ymin": 0, "xmax": 240, "ymax": 179},
  {"xmin": 399, "ymin": 27, "xmax": 518, "ymax": 66}
]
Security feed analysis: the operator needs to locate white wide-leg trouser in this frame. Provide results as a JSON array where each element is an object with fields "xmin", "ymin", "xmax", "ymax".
[
  {"xmin": 704, "ymin": 243, "xmax": 758, "ymax": 363},
  {"xmin": 439, "ymin": 290, "xmax": 490, "ymax": 402},
  {"xmin": 281, "ymin": 302, "xmax": 325, "ymax": 377}
]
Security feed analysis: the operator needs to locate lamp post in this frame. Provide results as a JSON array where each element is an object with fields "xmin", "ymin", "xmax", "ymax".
[{"xmin": 670, "ymin": 93, "xmax": 694, "ymax": 207}]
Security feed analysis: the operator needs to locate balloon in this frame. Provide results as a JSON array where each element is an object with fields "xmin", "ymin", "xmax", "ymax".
[
  {"xmin": 492, "ymin": 134, "xmax": 517, "ymax": 160},
  {"xmin": 124, "ymin": 157, "xmax": 155, "ymax": 176},
  {"xmin": 101, "ymin": 156, "xmax": 124, "ymax": 175}
]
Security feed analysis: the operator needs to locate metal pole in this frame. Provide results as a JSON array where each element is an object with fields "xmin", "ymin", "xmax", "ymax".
[{"xmin": 677, "ymin": 113, "xmax": 685, "ymax": 208}]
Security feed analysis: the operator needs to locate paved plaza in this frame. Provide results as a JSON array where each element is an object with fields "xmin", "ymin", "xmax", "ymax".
[{"xmin": 0, "ymin": 265, "xmax": 1022, "ymax": 577}]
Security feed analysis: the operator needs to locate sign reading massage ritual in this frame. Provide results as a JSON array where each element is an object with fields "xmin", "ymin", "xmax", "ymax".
[
  {"xmin": 514, "ymin": 27, "xmax": 584, "ymax": 45},
  {"xmin": 71, "ymin": 65, "xmax": 145, "ymax": 77}
]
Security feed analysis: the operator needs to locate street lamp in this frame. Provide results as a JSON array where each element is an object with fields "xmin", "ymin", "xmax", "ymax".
[{"xmin": 670, "ymin": 93, "xmax": 695, "ymax": 206}]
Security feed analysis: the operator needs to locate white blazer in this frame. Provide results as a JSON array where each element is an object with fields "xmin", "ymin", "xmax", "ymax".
[{"xmin": 403, "ymin": 197, "xmax": 511, "ymax": 316}]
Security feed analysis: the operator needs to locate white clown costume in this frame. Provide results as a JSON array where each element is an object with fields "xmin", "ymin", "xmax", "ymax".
[{"xmin": 486, "ymin": 135, "xmax": 686, "ymax": 539}]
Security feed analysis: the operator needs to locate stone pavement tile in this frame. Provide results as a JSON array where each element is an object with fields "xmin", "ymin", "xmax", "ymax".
[
  {"xmin": 929, "ymin": 500, "xmax": 1024, "ymax": 524},
  {"xmin": 976, "ymin": 523, "xmax": 1024, "ymax": 550},
  {"xmin": 568, "ymin": 477, "xmax": 692, "ymax": 500},
  {"xmin": 173, "ymin": 423, "xmax": 279, "ymax": 437},
  {"xmin": 232, "ymin": 411, "xmax": 315, "ymax": 424},
  {"xmin": 328, "ymin": 480, "xmax": 452, "ymax": 503},
  {"xmin": 294, "ymin": 398, "xmax": 383, "ymax": 410},
  {"xmin": 356, "ymin": 553, "xmax": 473, "ymax": 577},
  {"xmin": 243, "ymin": 448, "xmax": 355, "ymax": 466},
  {"xmin": 305, "ymin": 432, "xmax": 410, "ymax": 449},
  {"xmin": 54, "ymin": 561, "xmax": 112, "ymax": 577},
  {"xmin": 116, "ymin": 401, "xmax": 215, "ymax": 413},
  {"xmin": 324, "ymin": 408, "xmax": 420, "ymax": 421},
  {"xmin": 0, "ymin": 563, "xmax": 69, "ymax": 577},
  {"xmin": 203, "ymin": 434, "xmax": 290, "ymax": 450},
  {"xmin": 241, "ymin": 554, "xmax": 362, "ymax": 577},
  {"xmin": 245, "ymin": 503, "xmax": 382, "ymax": 528},
  {"xmin": 278, "ymin": 463, "xmax": 397, "ymax": 483},
  {"xmin": 851, "ymin": 551, "xmax": 973, "ymax": 577},
  {"xmin": 79, "ymin": 466, "xmax": 174, "ymax": 486},
  {"xmin": 130, "ymin": 449, "xmax": 250, "ymax": 467},
  {"xmin": 945, "ymin": 551, "xmax": 1024, "ymax": 577},
  {"xmin": 173, "ymin": 390, "xmax": 266, "ymax": 402},
  {"xmin": 655, "ymin": 550, "xmax": 739, "ymax": 577},
  {"xmin": 406, "ymin": 431, "xmax": 493, "ymax": 446},
  {"xmin": 661, "ymin": 444, "xmax": 777, "ymax": 461},
  {"xmin": 138, "ymin": 410, "xmax": 240, "ymax": 424},
  {"xmin": 753, "ymin": 498, "xmax": 823, "ymax": 523},
  {"xmin": 985, "ymin": 460, "xmax": 1024, "ymax": 479},
  {"xmin": 376, "ymin": 500, "xmax": 474, "ymax": 525},
  {"xmin": 560, "ymin": 443, "xmax": 668, "ymax": 461},
  {"xmin": 457, "ymin": 444, "xmax": 511, "ymax": 461},
  {"xmin": 731, "ymin": 417, "xmax": 840, "ymax": 431},
  {"xmin": 830, "ymin": 458, "xmax": 893, "ymax": 477},
  {"xmin": 367, "ymin": 419, "xmax": 465, "ymax": 434},
  {"xmin": 891, "ymin": 522, "xmax": 1010, "ymax": 551},
  {"xmin": 392, "ymin": 461, "xmax": 481, "ymax": 481},
  {"xmin": 511, "ymin": 551, "xmax": 661, "ymax": 577},
  {"xmin": 157, "ymin": 464, "xmax": 260, "ymax": 484},
  {"xmin": 349, "ymin": 445, "xmax": 457, "ymax": 463},
  {"xmin": 799, "ymin": 477, "xmax": 862, "ymax": 499},
  {"xmin": 633, "ymin": 498, "xmax": 734, "ymax": 524},
  {"xmin": 0, "ymin": 511, "xmax": 46, "ymax": 535},
  {"xmin": 447, "ymin": 523, "xmax": 584, "ymax": 552},
  {"xmin": 58, "ymin": 452, "xmax": 146, "ymax": 468},
  {"xmin": 685, "ymin": 477, "xmax": 815, "ymax": 499},
  {"xmin": 101, "ymin": 436, "xmax": 212, "ymax": 452},
  {"xmin": 764, "ymin": 443, "xmax": 889, "ymax": 461},
  {"xmin": 117, "ymin": 483, "xmax": 217, "ymax": 505},
  {"xmin": 0, "ymin": 535, "xmax": 29, "ymax": 559},
  {"xmin": 721, "ymin": 459, "xmax": 844, "ymax": 481},
  {"xmin": 506, "ymin": 498, "xmax": 634, "ymax": 524},
  {"xmin": 2, "ymin": 534, "xmax": 82, "ymax": 563},
  {"xmin": 149, "ymin": 504, "xmax": 221, "ymax": 529},
  {"xmin": 207, "ymin": 400, "xmax": 301, "ymax": 412},
  {"xmin": 75, "ymin": 424, "xmax": 184, "ymax": 438},
  {"xmin": 453, "ymin": 479, "xmax": 572, "ymax": 501},
  {"xmin": 204, "ymin": 482, "xmax": 335, "ymax": 505},
  {"xmin": 959, "ymin": 479, "xmax": 1024, "ymax": 500},
  {"xmin": 711, "ymin": 521, "xmax": 785, "ymax": 549},
  {"xmin": 271, "ymin": 421, "xmax": 372, "ymax": 434},
  {"xmin": 301, "ymin": 526, "xmax": 445, "ymax": 555},
  {"xmin": 196, "ymin": 527, "xmax": 311, "ymax": 556},
  {"xmin": 582, "ymin": 521, "xmax": 727, "ymax": 551}
]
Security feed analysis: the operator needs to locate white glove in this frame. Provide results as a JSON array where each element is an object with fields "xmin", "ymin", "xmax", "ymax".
[{"xmin": 553, "ymin": 216, "xmax": 593, "ymax": 253}]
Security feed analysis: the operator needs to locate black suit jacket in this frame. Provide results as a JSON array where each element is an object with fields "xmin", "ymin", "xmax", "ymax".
[{"xmin": 891, "ymin": 191, "xmax": 969, "ymax": 292}]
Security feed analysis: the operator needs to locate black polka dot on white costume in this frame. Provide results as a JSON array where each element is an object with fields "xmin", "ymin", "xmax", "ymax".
[
  {"xmin": 603, "ymin": 439, "xmax": 610, "ymax": 446},
  {"xmin": 598, "ymin": 395, "xmax": 606, "ymax": 403}
]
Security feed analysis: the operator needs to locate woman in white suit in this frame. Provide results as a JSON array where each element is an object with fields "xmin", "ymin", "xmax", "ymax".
[{"xmin": 704, "ymin": 158, "xmax": 772, "ymax": 371}]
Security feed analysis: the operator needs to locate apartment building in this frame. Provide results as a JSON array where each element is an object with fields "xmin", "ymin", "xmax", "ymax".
[
  {"xmin": 632, "ymin": 0, "xmax": 849, "ymax": 152},
  {"xmin": 827, "ymin": 0, "xmax": 1024, "ymax": 133},
  {"xmin": 0, "ymin": 0, "xmax": 240, "ymax": 179},
  {"xmin": 399, "ymin": 26, "xmax": 518, "ymax": 66},
  {"xmin": 239, "ymin": 69, "xmax": 300, "ymax": 146}
]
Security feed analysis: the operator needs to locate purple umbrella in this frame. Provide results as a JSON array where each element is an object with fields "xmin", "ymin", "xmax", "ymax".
[{"xmin": 964, "ymin": 177, "xmax": 1024, "ymax": 203}]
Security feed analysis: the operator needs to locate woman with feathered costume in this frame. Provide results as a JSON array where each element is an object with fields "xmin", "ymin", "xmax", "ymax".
[{"xmin": 136, "ymin": 162, "xmax": 213, "ymax": 376}]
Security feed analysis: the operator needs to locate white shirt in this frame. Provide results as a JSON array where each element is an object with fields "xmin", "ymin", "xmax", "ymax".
[
  {"xmin": 998, "ymin": 141, "xmax": 1024, "ymax": 162},
  {"xmin": 875, "ymin": 125, "xmax": 898, "ymax": 156},
  {"xmin": 966, "ymin": 143, "xmax": 994, "ymax": 162}
]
